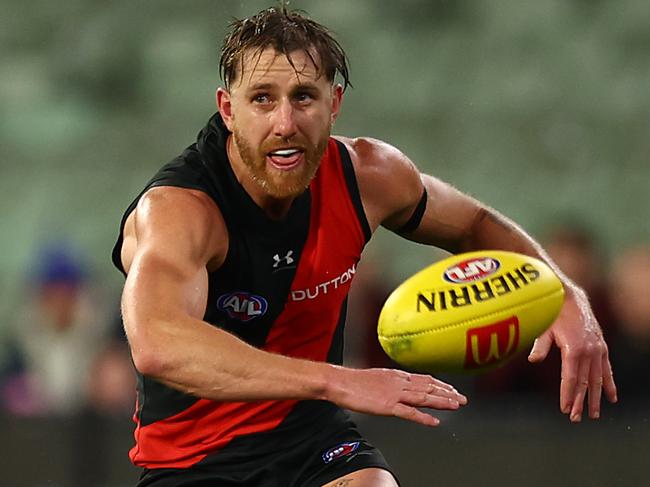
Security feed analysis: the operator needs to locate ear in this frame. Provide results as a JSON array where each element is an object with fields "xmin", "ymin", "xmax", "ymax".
[
  {"xmin": 330, "ymin": 84, "xmax": 344, "ymax": 125},
  {"xmin": 216, "ymin": 88, "xmax": 235, "ymax": 131}
]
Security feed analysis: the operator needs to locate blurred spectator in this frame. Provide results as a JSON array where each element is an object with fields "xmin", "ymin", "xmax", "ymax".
[
  {"xmin": 1, "ymin": 244, "xmax": 116, "ymax": 416},
  {"xmin": 542, "ymin": 220, "xmax": 616, "ymax": 338},
  {"xmin": 86, "ymin": 339, "xmax": 135, "ymax": 417},
  {"xmin": 607, "ymin": 245, "xmax": 650, "ymax": 402}
]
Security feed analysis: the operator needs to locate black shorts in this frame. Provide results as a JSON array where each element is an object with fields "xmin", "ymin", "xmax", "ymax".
[{"xmin": 136, "ymin": 403, "xmax": 399, "ymax": 487}]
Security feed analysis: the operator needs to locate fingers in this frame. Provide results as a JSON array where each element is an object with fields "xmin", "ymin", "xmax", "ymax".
[
  {"xmin": 568, "ymin": 357, "xmax": 590, "ymax": 422},
  {"xmin": 602, "ymin": 355, "xmax": 618, "ymax": 404},
  {"xmin": 402, "ymin": 374, "xmax": 468, "ymax": 405},
  {"xmin": 559, "ymin": 347, "xmax": 579, "ymax": 414},
  {"xmin": 400, "ymin": 390, "xmax": 464, "ymax": 411},
  {"xmin": 587, "ymin": 354, "xmax": 603, "ymax": 419},
  {"xmin": 406, "ymin": 373, "xmax": 459, "ymax": 394},
  {"xmin": 528, "ymin": 330, "xmax": 553, "ymax": 363},
  {"xmin": 389, "ymin": 372, "xmax": 468, "ymax": 426},
  {"xmin": 392, "ymin": 403, "xmax": 440, "ymax": 427},
  {"xmin": 560, "ymin": 345, "xmax": 618, "ymax": 423}
]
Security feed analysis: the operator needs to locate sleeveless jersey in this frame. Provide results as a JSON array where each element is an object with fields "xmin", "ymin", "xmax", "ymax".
[{"xmin": 112, "ymin": 113, "xmax": 372, "ymax": 469}]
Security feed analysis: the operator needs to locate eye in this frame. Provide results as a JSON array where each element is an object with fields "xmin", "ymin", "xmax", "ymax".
[
  {"xmin": 252, "ymin": 93, "xmax": 271, "ymax": 104},
  {"xmin": 294, "ymin": 91, "xmax": 314, "ymax": 104}
]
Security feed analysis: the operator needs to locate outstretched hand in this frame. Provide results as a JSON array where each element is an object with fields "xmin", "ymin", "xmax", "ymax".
[
  {"xmin": 528, "ymin": 288, "xmax": 617, "ymax": 422},
  {"xmin": 327, "ymin": 366, "xmax": 467, "ymax": 427}
]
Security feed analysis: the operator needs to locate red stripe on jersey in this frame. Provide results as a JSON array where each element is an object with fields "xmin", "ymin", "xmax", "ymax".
[
  {"xmin": 130, "ymin": 138, "xmax": 367, "ymax": 469},
  {"xmin": 264, "ymin": 138, "xmax": 366, "ymax": 358}
]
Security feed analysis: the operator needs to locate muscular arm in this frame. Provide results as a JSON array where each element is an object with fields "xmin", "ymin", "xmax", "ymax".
[
  {"xmin": 120, "ymin": 186, "xmax": 466, "ymax": 423},
  {"xmin": 122, "ymin": 186, "xmax": 329, "ymax": 401},
  {"xmin": 348, "ymin": 137, "xmax": 617, "ymax": 422}
]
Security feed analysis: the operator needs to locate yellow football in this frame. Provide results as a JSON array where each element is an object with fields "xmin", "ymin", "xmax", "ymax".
[{"xmin": 377, "ymin": 250, "xmax": 565, "ymax": 374}]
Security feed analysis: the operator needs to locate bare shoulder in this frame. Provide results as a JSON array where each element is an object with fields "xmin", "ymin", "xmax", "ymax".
[
  {"xmin": 121, "ymin": 186, "xmax": 228, "ymax": 274},
  {"xmin": 334, "ymin": 136, "xmax": 420, "ymax": 181},
  {"xmin": 333, "ymin": 136, "xmax": 424, "ymax": 231}
]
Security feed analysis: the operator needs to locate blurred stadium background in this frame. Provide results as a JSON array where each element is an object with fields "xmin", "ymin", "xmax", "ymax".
[{"xmin": 0, "ymin": 0, "xmax": 648, "ymax": 485}]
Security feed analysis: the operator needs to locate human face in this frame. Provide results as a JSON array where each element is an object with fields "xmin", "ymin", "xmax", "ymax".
[{"xmin": 217, "ymin": 48, "xmax": 343, "ymax": 201}]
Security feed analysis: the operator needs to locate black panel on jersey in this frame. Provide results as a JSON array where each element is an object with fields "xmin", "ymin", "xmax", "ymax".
[
  {"xmin": 337, "ymin": 140, "xmax": 372, "ymax": 243},
  {"xmin": 196, "ymin": 115, "xmax": 312, "ymax": 348},
  {"xmin": 111, "ymin": 147, "xmax": 214, "ymax": 275},
  {"xmin": 136, "ymin": 375, "xmax": 201, "ymax": 427},
  {"xmin": 326, "ymin": 298, "xmax": 348, "ymax": 365}
]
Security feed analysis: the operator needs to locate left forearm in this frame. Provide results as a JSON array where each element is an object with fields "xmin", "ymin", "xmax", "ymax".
[
  {"xmin": 461, "ymin": 206, "xmax": 583, "ymax": 294},
  {"xmin": 410, "ymin": 176, "xmax": 616, "ymax": 419}
]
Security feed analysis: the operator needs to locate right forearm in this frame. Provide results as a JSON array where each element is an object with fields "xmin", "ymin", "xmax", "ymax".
[
  {"xmin": 130, "ymin": 315, "xmax": 333, "ymax": 402},
  {"xmin": 127, "ymin": 314, "xmax": 468, "ymax": 428}
]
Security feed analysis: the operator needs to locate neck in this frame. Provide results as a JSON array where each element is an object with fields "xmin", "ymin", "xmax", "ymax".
[
  {"xmin": 259, "ymin": 197, "xmax": 294, "ymax": 220},
  {"xmin": 226, "ymin": 136, "xmax": 295, "ymax": 220}
]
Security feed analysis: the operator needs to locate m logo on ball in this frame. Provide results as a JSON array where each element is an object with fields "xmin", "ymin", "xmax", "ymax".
[{"xmin": 465, "ymin": 316, "xmax": 520, "ymax": 369}]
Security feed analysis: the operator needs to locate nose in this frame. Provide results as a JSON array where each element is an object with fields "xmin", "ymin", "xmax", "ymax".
[{"xmin": 271, "ymin": 99, "xmax": 297, "ymax": 140}]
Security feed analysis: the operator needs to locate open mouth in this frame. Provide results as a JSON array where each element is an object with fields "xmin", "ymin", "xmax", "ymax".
[{"xmin": 267, "ymin": 148, "xmax": 304, "ymax": 170}]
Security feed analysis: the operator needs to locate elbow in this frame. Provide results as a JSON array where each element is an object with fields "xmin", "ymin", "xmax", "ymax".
[
  {"xmin": 125, "ymin": 321, "xmax": 168, "ymax": 377},
  {"xmin": 131, "ymin": 344, "xmax": 165, "ymax": 377}
]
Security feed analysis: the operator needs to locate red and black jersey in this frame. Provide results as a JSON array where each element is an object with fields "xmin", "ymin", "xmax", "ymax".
[{"xmin": 112, "ymin": 113, "xmax": 372, "ymax": 469}]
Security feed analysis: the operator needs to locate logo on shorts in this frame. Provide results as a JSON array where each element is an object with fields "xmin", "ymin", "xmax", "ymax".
[
  {"xmin": 444, "ymin": 257, "xmax": 500, "ymax": 283},
  {"xmin": 322, "ymin": 441, "xmax": 360, "ymax": 464},
  {"xmin": 216, "ymin": 292, "xmax": 268, "ymax": 322}
]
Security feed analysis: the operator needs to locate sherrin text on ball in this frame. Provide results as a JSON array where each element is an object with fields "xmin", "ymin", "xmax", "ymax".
[{"xmin": 377, "ymin": 251, "xmax": 565, "ymax": 373}]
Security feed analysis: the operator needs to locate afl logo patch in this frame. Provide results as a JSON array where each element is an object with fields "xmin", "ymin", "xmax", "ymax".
[
  {"xmin": 444, "ymin": 257, "xmax": 500, "ymax": 284},
  {"xmin": 216, "ymin": 292, "xmax": 268, "ymax": 322},
  {"xmin": 322, "ymin": 441, "xmax": 360, "ymax": 464}
]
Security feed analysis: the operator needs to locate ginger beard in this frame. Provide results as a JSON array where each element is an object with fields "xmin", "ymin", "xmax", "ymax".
[{"xmin": 231, "ymin": 125, "xmax": 329, "ymax": 199}]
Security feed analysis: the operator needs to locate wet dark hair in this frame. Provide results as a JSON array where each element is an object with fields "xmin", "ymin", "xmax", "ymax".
[{"xmin": 219, "ymin": 6, "xmax": 351, "ymax": 91}]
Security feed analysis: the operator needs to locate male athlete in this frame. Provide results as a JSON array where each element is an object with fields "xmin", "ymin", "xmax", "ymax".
[{"xmin": 113, "ymin": 7, "xmax": 617, "ymax": 486}]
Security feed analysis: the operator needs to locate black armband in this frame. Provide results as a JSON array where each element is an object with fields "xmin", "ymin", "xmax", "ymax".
[{"xmin": 397, "ymin": 188, "xmax": 427, "ymax": 234}]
